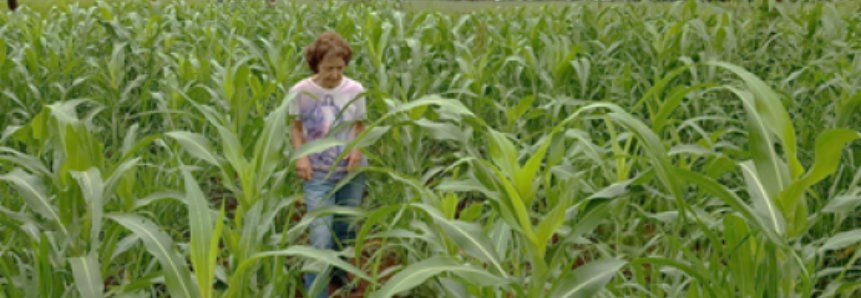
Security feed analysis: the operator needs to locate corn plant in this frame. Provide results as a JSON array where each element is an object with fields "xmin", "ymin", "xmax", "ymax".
[{"xmin": 3, "ymin": 1, "xmax": 861, "ymax": 298}]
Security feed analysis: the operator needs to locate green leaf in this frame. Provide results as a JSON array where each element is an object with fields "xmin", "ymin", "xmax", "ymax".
[
  {"xmin": 166, "ymin": 131, "xmax": 221, "ymax": 167},
  {"xmin": 180, "ymin": 165, "xmax": 217, "ymax": 298},
  {"xmin": 0, "ymin": 205, "xmax": 40, "ymax": 239},
  {"xmin": 739, "ymin": 160, "xmax": 786, "ymax": 236},
  {"xmin": 0, "ymin": 168, "xmax": 68, "ymax": 236},
  {"xmin": 631, "ymin": 64, "xmax": 694, "ymax": 111},
  {"xmin": 536, "ymin": 195, "xmax": 569, "ymax": 252},
  {"xmin": 70, "ymin": 167, "xmax": 104, "ymax": 246},
  {"xmin": 586, "ymin": 178, "xmax": 635, "ymax": 200},
  {"xmin": 714, "ymin": 62, "xmax": 801, "ymax": 183},
  {"xmin": 488, "ymin": 218, "xmax": 512, "ymax": 259},
  {"xmin": 723, "ymin": 213, "xmax": 755, "ymax": 296},
  {"xmin": 515, "ymin": 133, "xmax": 553, "ymax": 208},
  {"xmin": 778, "ymin": 129, "xmax": 859, "ymax": 223},
  {"xmin": 104, "ymin": 158, "xmax": 141, "ymax": 196},
  {"xmin": 355, "ymin": 204, "xmax": 405, "ymax": 261},
  {"xmin": 329, "ymin": 126, "xmax": 391, "ymax": 176},
  {"xmin": 823, "ymin": 194, "xmax": 861, "ymax": 213},
  {"xmin": 438, "ymin": 278, "xmax": 470, "ymax": 298},
  {"xmin": 677, "ymin": 168, "xmax": 784, "ymax": 246},
  {"xmin": 215, "ymin": 124, "xmax": 248, "ymax": 172},
  {"xmin": 289, "ymin": 137, "xmax": 347, "ymax": 162},
  {"xmin": 567, "ymin": 200, "xmax": 614, "ymax": 239},
  {"xmin": 514, "ymin": 95, "xmax": 537, "ymax": 120},
  {"xmin": 818, "ymin": 230, "xmax": 861, "ymax": 254},
  {"xmin": 819, "ymin": 281, "xmax": 861, "ymax": 298},
  {"xmin": 226, "ymin": 245, "xmax": 374, "ymax": 298},
  {"xmin": 210, "ymin": 206, "xmax": 225, "ymax": 290},
  {"xmin": 122, "ymin": 123, "xmax": 140, "ymax": 158},
  {"xmin": 459, "ymin": 202, "xmax": 484, "ymax": 222},
  {"xmin": 436, "ymin": 176, "xmax": 501, "ymax": 201},
  {"xmin": 414, "ymin": 203, "xmax": 507, "ymax": 276},
  {"xmin": 35, "ymin": 233, "xmax": 55, "ymax": 298},
  {"xmin": 108, "ymin": 214, "xmax": 198, "ymax": 298},
  {"xmin": 608, "ymin": 112, "xmax": 683, "ymax": 201},
  {"xmin": 68, "ymin": 253, "xmax": 103, "ymax": 298},
  {"xmin": 234, "ymin": 65, "xmax": 251, "ymax": 98},
  {"xmin": 0, "ymin": 38, "xmax": 6, "ymax": 68},
  {"xmin": 631, "ymin": 258, "xmax": 718, "ymax": 298},
  {"xmin": 652, "ymin": 83, "xmax": 719, "ymax": 132},
  {"xmin": 370, "ymin": 257, "xmax": 509, "ymax": 298},
  {"xmin": 0, "ymin": 125, "xmax": 22, "ymax": 143},
  {"xmin": 480, "ymin": 159, "xmax": 538, "ymax": 245},
  {"xmin": 385, "ymin": 94, "xmax": 475, "ymax": 119},
  {"xmin": 738, "ymin": 86, "xmax": 787, "ymax": 200},
  {"xmin": 0, "ymin": 147, "xmax": 53, "ymax": 180},
  {"xmin": 117, "ymin": 134, "xmax": 162, "ymax": 164},
  {"xmin": 547, "ymin": 259, "xmax": 626, "ymax": 298},
  {"xmin": 133, "ymin": 191, "xmax": 185, "ymax": 210},
  {"xmin": 286, "ymin": 205, "xmax": 367, "ymax": 243},
  {"xmin": 488, "ymin": 129, "xmax": 519, "ymax": 178},
  {"xmin": 836, "ymin": 92, "xmax": 861, "ymax": 127},
  {"xmin": 413, "ymin": 119, "xmax": 468, "ymax": 142},
  {"xmin": 252, "ymin": 94, "xmax": 291, "ymax": 187},
  {"xmin": 47, "ymin": 99, "xmax": 89, "ymax": 127}
]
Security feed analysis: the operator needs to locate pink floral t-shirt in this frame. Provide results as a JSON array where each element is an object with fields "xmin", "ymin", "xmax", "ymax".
[{"xmin": 288, "ymin": 77, "xmax": 368, "ymax": 180}]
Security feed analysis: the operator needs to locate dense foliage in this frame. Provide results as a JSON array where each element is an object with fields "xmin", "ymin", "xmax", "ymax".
[{"xmin": 2, "ymin": 0, "xmax": 861, "ymax": 297}]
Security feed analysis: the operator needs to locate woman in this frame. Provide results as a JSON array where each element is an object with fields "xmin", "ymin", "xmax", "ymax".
[{"xmin": 288, "ymin": 31, "xmax": 368, "ymax": 298}]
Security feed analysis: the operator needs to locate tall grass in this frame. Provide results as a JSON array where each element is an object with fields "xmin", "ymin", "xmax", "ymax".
[{"xmin": 2, "ymin": 0, "xmax": 861, "ymax": 297}]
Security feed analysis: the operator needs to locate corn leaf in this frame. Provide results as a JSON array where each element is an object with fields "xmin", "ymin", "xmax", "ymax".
[
  {"xmin": 818, "ymin": 230, "xmax": 861, "ymax": 254},
  {"xmin": 608, "ymin": 112, "xmax": 683, "ymax": 201},
  {"xmin": 515, "ymin": 133, "xmax": 553, "ymax": 208},
  {"xmin": 70, "ymin": 167, "xmax": 104, "ymax": 246},
  {"xmin": 180, "ymin": 165, "xmax": 217, "ymax": 298},
  {"xmin": 414, "ymin": 203, "xmax": 507, "ymax": 276},
  {"xmin": 108, "ymin": 214, "xmax": 198, "ymax": 298},
  {"xmin": 369, "ymin": 257, "xmax": 510, "ymax": 298},
  {"xmin": 836, "ymin": 92, "xmax": 861, "ymax": 128},
  {"xmin": 488, "ymin": 129, "xmax": 519, "ymax": 179},
  {"xmin": 289, "ymin": 137, "xmax": 347, "ymax": 162},
  {"xmin": 0, "ymin": 147, "xmax": 53, "ymax": 179},
  {"xmin": 823, "ymin": 194, "xmax": 861, "ymax": 213},
  {"xmin": 714, "ymin": 61, "xmax": 802, "ymax": 183},
  {"xmin": 229, "ymin": 245, "xmax": 375, "ymax": 294},
  {"xmin": 740, "ymin": 160, "xmax": 786, "ymax": 236},
  {"xmin": 0, "ymin": 168, "xmax": 67, "ymax": 236},
  {"xmin": 547, "ymin": 258, "xmax": 626, "ymax": 298},
  {"xmin": 165, "ymin": 131, "xmax": 221, "ymax": 167},
  {"xmin": 778, "ymin": 129, "xmax": 859, "ymax": 225},
  {"xmin": 68, "ymin": 254, "xmax": 103, "ymax": 298},
  {"xmin": 723, "ymin": 214, "xmax": 755, "ymax": 296}
]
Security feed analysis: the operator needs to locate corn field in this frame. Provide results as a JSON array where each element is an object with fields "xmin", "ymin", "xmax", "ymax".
[{"xmin": 2, "ymin": 0, "xmax": 861, "ymax": 297}]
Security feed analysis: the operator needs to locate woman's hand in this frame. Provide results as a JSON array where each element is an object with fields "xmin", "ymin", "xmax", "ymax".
[
  {"xmin": 347, "ymin": 149, "xmax": 362, "ymax": 172},
  {"xmin": 296, "ymin": 156, "xmax": 313, "ymax": 181}
]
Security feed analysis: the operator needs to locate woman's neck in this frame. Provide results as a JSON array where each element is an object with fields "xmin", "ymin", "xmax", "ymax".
[{"xmin": 312, "ymin": 75, "xmax": 342, "ymax": 89}]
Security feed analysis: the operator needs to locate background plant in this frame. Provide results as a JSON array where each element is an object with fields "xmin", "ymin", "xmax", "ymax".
[{"xmin": 2, "ymin": 0, "xmax": 861, "ymax": 298}]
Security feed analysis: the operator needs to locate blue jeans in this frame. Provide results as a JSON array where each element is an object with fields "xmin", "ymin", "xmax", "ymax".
[{"xmin": 303, "ymin": 173, "xmax": 365, "ymax": 298}]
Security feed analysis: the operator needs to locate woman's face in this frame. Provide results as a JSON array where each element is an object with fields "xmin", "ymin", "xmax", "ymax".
[{"xmin": 316, "ymin": 53, "xmax": 345, "ymax": 89}]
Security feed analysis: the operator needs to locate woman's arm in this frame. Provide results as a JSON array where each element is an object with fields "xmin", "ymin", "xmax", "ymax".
[
  {"xmin": 290, "ymin": 119, "xmax": 306, "ymax": 148},
  {"xmin": 347, "ymin": 120, "xmax": 365, "ymax": 172},
  {"xmin": 291, "ymin": 119, "xmax": 313, "ymax": 181}
]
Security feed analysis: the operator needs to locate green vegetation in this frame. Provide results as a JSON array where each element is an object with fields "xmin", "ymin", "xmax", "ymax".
[
  {"xmin": 2, "ymin": 0, "xmax": 861, "ymax": 297},
  {"xmin": 2, "ymin": 0, "xmax": 596, "ymax": 14}
]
